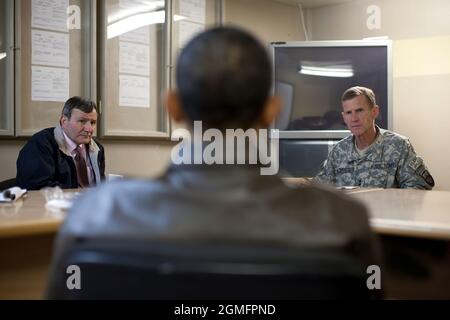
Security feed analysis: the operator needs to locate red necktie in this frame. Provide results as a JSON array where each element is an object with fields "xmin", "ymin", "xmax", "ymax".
[{"xmin": 74, "ymin": 145, "xmax": 89, "ymax": 188}]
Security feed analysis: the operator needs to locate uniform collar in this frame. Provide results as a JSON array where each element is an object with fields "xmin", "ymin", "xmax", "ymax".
[{"xmin": 347, "ymin": 126, "xmax": 385, "ymax": 162}]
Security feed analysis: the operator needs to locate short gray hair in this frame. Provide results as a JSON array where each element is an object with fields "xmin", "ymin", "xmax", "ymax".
[
  {"xmin": 61, "ymin": 96, "xmax": 97, "ymax": 119},
  {"xmin": 341, "ymin": 86, "xmax": 376, "ymax": 107}
]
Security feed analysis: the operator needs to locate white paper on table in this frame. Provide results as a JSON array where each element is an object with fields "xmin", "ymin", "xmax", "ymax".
[
  {"xmin": 32, "ymin": 0, "xmax": 69, "ymax": 32},
  {"xmin": 178, "ymin": 20, "xmax": 204, "ymax": 49},
  {"xmin": 119, "ymin": 75, "xmax": 150, "ymax": 108},
  {"xmin": 32, "ymin": 30, "xmax": 69, "ymax": 68},
  {"xmin": 119, "ymin": 42, "xmax": 150, "ymax": 76},
  {"xmin": 179, "ymin": 0, "xmax": 205, "ymax": 24},
  {"xmin": 119, "ymin": 26, "xmax": 150, "ymax": 44},
  {"xmin": 32, "ymin": 66, "xmax": 69, "ymax": 102}
]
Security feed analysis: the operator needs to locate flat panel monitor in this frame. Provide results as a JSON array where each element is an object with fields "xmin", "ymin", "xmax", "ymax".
[
  {"xmin": 279, "ymin": 140, "xmax": 338, "ymax": 177},
  {"xmin": 271, "ymin": 40, "xmax": 392, "ymax": 139}
]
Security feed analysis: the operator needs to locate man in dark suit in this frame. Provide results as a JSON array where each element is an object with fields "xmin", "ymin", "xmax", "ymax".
[{"xmin": 16, "ymin": 96, "xmax": 105, "ymax": 190}]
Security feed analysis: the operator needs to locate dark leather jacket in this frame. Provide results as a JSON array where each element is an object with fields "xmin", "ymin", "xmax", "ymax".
[
  {"xmin": 16, "ymin": 125, "xmax": 105, "ymax": 190},
  {"xmin": 51, "ymin": 164, "xmax": 381, "ymax": 268}
]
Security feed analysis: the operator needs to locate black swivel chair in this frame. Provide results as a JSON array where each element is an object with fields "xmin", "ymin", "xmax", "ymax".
[{"xmin": 46, "ymin": 240, "xmax": 379, "ymax": 300}]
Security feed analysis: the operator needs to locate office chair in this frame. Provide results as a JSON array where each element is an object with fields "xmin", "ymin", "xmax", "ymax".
[
  {"xmin": 0, "ymin": 178, "xmax": 17, "ymax": 191},
  {"xmin": 46, "ymin": 240, "xmax": 377, "ymax": 300}
]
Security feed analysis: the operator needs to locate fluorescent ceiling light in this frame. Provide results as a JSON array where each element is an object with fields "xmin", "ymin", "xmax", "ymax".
[
  {"xmin": 299, "ymin": 61, "xmax": 354, "ymax": 78},
  {"xmin": 300, "ymin": 66, "xmax": 354, "ymax": 78},
  {"xmin": 107, "ymin": 11, "xmax": 185, "ymax": 39},
  {"xmin": 0, "ymin": 52, "xmax": 6, "ymax": 60}
]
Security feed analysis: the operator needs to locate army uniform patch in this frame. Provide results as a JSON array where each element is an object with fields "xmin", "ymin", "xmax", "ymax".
[
  {"xmin": 412, "ymin": 163, "xmax": 435, "ymax": 187},
  {"xmin": 421, "ymin": 170, "xmax": 435, "ymax": 187},
  {"xmin": 408, "ymin": 158, "xmax": 422, "ymax": 171}
]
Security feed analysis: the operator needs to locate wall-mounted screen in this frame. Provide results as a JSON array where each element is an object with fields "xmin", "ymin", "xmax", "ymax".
[{"xmin": 271, "ymin": 40, "xmax": 392, "ymax": 139}]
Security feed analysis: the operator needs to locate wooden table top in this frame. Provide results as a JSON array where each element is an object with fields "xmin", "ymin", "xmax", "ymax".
[
  {"xmin": 0, "ymin": 190, "xmax": 66, "ymax": 238},
  {"xmin": 348, "ymin": 188, "xmax": 450, "ymax": 240},
  {"xmin": 1, "ymin": 187, "xmax": 450, "ymax": 240}
]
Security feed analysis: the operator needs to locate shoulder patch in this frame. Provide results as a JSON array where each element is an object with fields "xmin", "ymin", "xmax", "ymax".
[
  {"xmin": 408, "ymin": 158, "xmax": 422, "ymax": 171},
  {"xmin": 422, "ymin": 170, "xmax": 435, "ymax": 187}
]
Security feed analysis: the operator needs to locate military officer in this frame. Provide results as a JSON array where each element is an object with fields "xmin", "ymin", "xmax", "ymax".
[{"xmin": 315, "ymin": 86, "xmax": 434, "ymax": 189}]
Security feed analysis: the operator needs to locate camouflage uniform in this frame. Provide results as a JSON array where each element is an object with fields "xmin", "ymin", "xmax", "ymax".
[{"xmin": 315, "ymin": 127, "xmax": 435, "ymax": 189}]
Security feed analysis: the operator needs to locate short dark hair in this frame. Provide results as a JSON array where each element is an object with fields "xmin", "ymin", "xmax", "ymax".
[
  {"xmin": 61, "ymin": 96, "xmax": 97, "ymax": 119},
  {"xmin": 341, "ymin": 86, "xmax": 377, "ymax": 108},
  {"xmin": 176, "ymin": 26, "xmax": 272, "ymax": 130}
]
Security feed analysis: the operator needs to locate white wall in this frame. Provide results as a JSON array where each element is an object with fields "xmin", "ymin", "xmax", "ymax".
[
  {"xmin": 224, "ymin": 0, "xmax": 305, "ymax": 43},
  {"xmin": 0, "ymin": 141, "xmax": 25, "ymax": 181},
  {"xmin": 308, "ymin": 0, "xmax": 450, "ymax": 190}
]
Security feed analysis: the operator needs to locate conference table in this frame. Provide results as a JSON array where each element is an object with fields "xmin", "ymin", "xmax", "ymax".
[
  {"xmin": 1, "ymin": 187, "xmax": 449, "ymax": 299},
  {"xmin": 349, "ymin": 188, "xmax": 450, "ymax": 299},
  {"xmin": 0, "ymin": 190, "xmax": 65, "ymax": 299},
  {"xmin": 350, "ymin": 188, "xmax": 450, "ymax": 241}
]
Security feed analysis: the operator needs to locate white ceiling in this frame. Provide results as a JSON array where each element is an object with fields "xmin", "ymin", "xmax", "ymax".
[{"xmin": 275, "ymin": 0, "xmax": 354, "ymax": 9}]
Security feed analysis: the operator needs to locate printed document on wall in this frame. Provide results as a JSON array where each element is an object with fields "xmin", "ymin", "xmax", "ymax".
[
  {"xmin": 179, "ymin": 0, "xmax": 205, "ymax": 24},
  {"xmin": 120, "ymin": 26, "xmax": 150, "ymax": 45},
  {"xmin": 119, "ymin": 42, "xmax": 150, "ymax": 76},
  {"xmin": 119, "ymin": 75, "xmax": 150, "ymax": 108},
  {"xmin": 32, "ymin": 0, "xmax": 69, "ymax": 32},
  {"xmin": 32, "ymin": 66, "xmax": 69, "ymax": 102},
  {"xmin": 32, "ymin": 30, "xmax": 69, "ymax": 68},
  {"xmin": 178, "ymin": 20, "xmax": 204, "ymax": 49}
]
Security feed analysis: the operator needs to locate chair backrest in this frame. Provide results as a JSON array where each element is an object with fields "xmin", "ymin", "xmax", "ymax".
[
  {"xmin": 46, "ymin": 240, "xmax": 377, "ymax": 300},
  {"xmin": 0, "ymin": 178, "xmax": 17, "ymax": 192}
]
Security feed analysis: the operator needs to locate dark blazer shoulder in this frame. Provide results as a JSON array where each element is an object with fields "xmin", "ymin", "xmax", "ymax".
[{"xmin": 28, "ymin": 127, "xmax": 57, "ymax": 146}]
